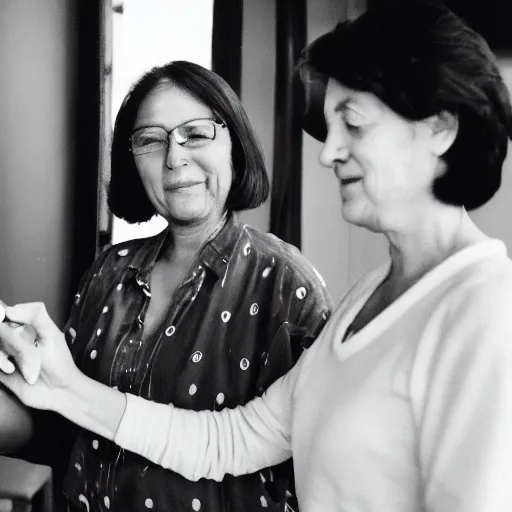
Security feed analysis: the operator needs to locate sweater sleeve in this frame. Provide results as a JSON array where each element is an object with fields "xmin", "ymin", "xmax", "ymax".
[
  {"xmin": 114, "ymin": 350, "xmax": 306, "ymax": 481},
  {"xmin": 410, "ymin": 279, "xmax": 512, "ymax": 512}
]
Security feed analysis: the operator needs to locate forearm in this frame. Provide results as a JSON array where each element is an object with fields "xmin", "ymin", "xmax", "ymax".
[
  {"xmin": 53, "ymin": 373, "xmax": 126, "ymax": 441},
  {"xmin": 115, "ymin": 390, "xmax": 293, "ymax": 481}
]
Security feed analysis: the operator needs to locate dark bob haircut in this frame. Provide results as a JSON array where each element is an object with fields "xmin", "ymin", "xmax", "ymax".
[
  {"xmin": 108, "ymin": 61, "xmax": 269, "ymax": 223},
  {"xmin": 298, "ymin": 0, "xmax": 512, "ymax": 210}
]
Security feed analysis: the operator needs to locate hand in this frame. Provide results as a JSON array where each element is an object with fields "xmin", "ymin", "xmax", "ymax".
[
  {"xmin": 0, "ymin": 302, "xmax": 83, "ymax": 412},
  {"xmin": 0, "ymin": 300, "xmax": 40, "ymax": 384}
]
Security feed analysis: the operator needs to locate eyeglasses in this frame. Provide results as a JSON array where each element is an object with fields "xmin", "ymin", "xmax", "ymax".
[{"xmin": 130, "ymin": 118, "xmax": 226, "ymax": 156}]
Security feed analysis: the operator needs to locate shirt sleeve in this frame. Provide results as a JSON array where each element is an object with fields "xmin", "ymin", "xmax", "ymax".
[
  {"xmin": 114, "ymin": 349, "xmax": 307, "ymax": 482},
  {"xmin": 410, "ymin": 280, "xmax": 512, "ymax": 512}
]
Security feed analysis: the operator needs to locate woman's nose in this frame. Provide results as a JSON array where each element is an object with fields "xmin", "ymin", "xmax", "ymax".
[
  {"xmin": 165, "ymin": 138, "xmax": 189, "ymax": 169},
  {"xmin": 319, "ymin": 128, "xmax": 350, "ymax": 168}
]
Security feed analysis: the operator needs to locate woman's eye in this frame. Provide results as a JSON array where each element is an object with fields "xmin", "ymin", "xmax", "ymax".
[{"xmin": 136, "ymin": 133, "xmax": 165, "ymax": 146}]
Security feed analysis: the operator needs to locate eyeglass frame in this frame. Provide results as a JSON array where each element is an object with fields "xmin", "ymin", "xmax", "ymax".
[{"xmin": 129, "ymin": 117, "xmax": 227, "ymax": 156}]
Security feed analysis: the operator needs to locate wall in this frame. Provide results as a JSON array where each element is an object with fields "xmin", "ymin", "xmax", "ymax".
[
  {"xmin": 237, "ymin": 0, "xmax": 276, "ymax": 232},
  {"xmin": 470, "ymin": 58, "xmax": 512, "ymax": 249},
  {"xmin": 0, "ymin": 0, "xmax": 75, "ymax": 326}
]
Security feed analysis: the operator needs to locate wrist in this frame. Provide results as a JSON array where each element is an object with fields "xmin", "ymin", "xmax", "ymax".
[
  {"xmin": 52, "ymin": 373, "xmax": 127, "ymax": 440},
  {"xmin": 52, "ymin": 370, "xmax": 90, "ymax": 416}
]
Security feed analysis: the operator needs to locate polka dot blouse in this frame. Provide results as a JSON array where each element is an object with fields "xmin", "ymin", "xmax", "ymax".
[{"xmin": 62, "ymin": 214, "xmax": 332, "ymax": 512}]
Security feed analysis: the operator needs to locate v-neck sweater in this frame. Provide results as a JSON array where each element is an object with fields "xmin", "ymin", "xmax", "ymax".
[{"xmin": 116, "ymin": 239, "xmax": 512, "ymax": 512}]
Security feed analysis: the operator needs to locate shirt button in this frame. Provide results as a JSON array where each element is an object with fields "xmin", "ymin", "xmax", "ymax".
[
  {"xmin": 189, "ymin": 384, "xmax": 197, "ymax": 396},
  {"xmin": 221, "ymin": 311, "xmax": 231, "ymax": 323},
  {"xmin": 68, "ymin": 327, "xmax": 77, "ymax": 341},
  {"xmin": 296, "ymin": 286, "xmax": 307, "ymax": 299},
  {"xmin": 243, "ymin": 243, "xmax": 251, "ymax": 256},
  {"xmin": 102, "ymin": 306, "xmax": 109, "ymax": 314},
  {"xmin": 191, "ymin": 351, "xmax": 202, "ymax": 363},
  {"xmin": 216, "ymin": 392, "xmax": 225, "ymax": 405},
  {"xmin": 262, "ymin": 267, "xmax": 272, "ymax": 278},
  {"xmin": 116, "ymin": 283, "xmax": 123, "ymax": 291},
  {"xmin": 118, "ymin": 248, "xmax": 129, "ymax": 257},
  {"xmin": 249, "ymin": 303, "xmax": 259, "ymax": 316},
  {"xmin": 165, "ymin": 325, "xmax": 176, "ymax": 337},
  {"xmin": 240, "ymin": 358, "xmax": 250, "ymax": 371},
  {"xmin": 92, "ymin": 439, "xmax": 99, "ymax": 450},
  {"xmin": 104, "ymin": 496, "xmax": 110, "ymax": 509},
  {"xmin": 192, "ymin": 498, "xmax": 201, "ymax": 511},
  {"xmin": 90, "ymin": 350, "xmax": 98, "ymax": 360},
  {"xmin": 145, "ymin": 498, "xmax": 154, "ymax": 509},
  {"xmin": 96, "ymin": 329, "xmax": 102, "ymax": 336}
]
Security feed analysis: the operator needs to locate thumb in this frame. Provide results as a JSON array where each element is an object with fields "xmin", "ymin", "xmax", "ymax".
[
  {"xmin": 5, "ymin": 302, "xmax": 61, "ymax": 340},
  {"xmin": 0, "ymin": 323, "xmax": 40, "ymax": 385}
]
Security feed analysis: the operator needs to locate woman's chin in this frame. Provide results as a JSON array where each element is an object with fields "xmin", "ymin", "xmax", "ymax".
[{"xmin": 164, "ymin": 204, "xmax": 216, "ymax": 227}]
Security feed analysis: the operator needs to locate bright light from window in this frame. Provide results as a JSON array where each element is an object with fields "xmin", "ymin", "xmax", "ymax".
[{"xmin": 111, "ymin": 0, "xmax": 214, "ymax": 244}]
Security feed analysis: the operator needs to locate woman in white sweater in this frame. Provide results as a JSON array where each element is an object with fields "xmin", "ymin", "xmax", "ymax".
[{"xmin": 2, "ymin": 2, "xmax": 512, "ymax": 511}]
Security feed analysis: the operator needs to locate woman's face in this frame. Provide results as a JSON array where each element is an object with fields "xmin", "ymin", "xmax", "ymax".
[
  {"xmin": 320, "ymin": 79, "xmax": 443, "ymax": 233},
  {"xmin": 133, "ymin": 82, "xmax": 233, "ymax": 226}
]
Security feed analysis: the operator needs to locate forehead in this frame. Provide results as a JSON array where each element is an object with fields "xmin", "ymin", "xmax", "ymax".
[
  {"xmin": 135, "ymin": 81, "xmax": 212, "ymax": 128},
  {"xmin": 323, "ymin": 78, "xmax": 386, "ymax": 118}
]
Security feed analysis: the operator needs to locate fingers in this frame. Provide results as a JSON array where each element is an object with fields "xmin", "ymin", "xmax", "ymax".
[
  {"xmin": 0, "ymin": 323, "xmax": 40, "ymax": 385},
  {"xmin": 4, "ymin": 302, "xmax": 60, "ymax": 340},
  {"xmin": 0, "ymin": 350, "xmax": 15, "ymax": 374}
]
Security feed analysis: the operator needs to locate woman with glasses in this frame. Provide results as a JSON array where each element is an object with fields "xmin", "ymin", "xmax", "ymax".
[{"xmin": 0, "ymin": 61, "xmax": 332, "ymax": 512}]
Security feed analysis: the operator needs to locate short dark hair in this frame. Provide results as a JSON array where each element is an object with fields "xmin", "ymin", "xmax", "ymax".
[
  {"xmin": 298, "ymin": 0, "xmax": 512, "ymax": 209},
  {"xmin": 108, "ymin": 61, "xmax": 269, "ymax": 223}
]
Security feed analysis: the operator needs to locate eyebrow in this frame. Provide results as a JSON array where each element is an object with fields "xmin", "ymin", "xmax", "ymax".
[
  {"xmin": 132, "ymin": 117, "xmax": 213, "ymax": 133},
  {"xmin": 333, "ymin": 99, "xmax": 352, "ymax": 113}
]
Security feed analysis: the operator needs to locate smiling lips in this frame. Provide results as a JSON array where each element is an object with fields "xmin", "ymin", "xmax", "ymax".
[
  {"xmin": 340, "ymin": 177, "xmax": 362, "ymax": 186},
  {"xmin": 165, "ymin": 181, "xmax": 204, "ymax": 191}
]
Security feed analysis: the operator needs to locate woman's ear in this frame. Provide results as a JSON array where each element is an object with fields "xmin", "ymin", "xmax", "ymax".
[{"xmin": 425, "ymin": 110, "xmax": 459, "ymax": 156}]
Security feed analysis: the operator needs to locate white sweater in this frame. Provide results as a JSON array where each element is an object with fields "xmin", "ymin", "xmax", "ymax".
[{"xmin": 115, "ymin": 239, "xmax": 512, "ymax": 512}]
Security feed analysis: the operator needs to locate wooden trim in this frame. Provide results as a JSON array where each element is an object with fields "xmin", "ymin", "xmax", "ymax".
[
  {"xmin": 269, "ymin": 0, "xmax": 307, "ymax": 249},
  {"xmin": 212, "ymin": 0, "xmax": 243, "ymax": 95}
]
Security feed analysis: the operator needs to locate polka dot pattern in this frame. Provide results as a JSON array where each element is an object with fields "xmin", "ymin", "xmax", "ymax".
[
  {"xmin": 191, "ymin": 351, "xmax": 202, "ymax": 363},
  {"xmin": 296, "ymin": 286, "xmax": 307, "ymax": 300},
  {"xmin": 64, "ymin": 217, "xmax": 332, "ymax": 506}
]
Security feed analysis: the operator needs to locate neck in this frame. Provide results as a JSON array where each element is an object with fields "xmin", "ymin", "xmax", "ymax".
[
  {"xmin": 162, "ymin": 212, "xmax": 227, "ymax": 264},
  {"xmin": 385, "ymin": 204, "xmax": 487, "ymax": 284}
]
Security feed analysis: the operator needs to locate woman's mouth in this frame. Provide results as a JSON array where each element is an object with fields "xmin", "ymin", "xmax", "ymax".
[
  {"xmin": 165, "ymin": 181, "xmax": 203, "ymax": 191},
  {"xmin": 340, "ymin": 177, "xmax": 361, "ymax": 186}
]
